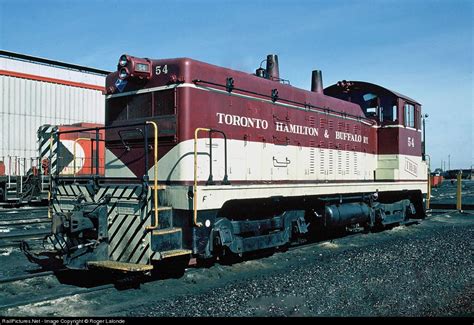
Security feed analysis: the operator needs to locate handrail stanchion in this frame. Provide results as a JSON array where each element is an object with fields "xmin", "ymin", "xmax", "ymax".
[
  {"xmin": 207, "ymin": 134, "xmax": 214, "ymax": 185},
  {"xmin": 456, "ymin": 170, "xmax": 462, "ymax": 211},
  {"xmin": 73, "ymin": 138, "xmax": 92, "ymax": 176},
  {"xmin": 194, "ymin": 128, "xmax": 211, "ymax": 227},
  {"xmin": 425, "ymin": 154, "xmax": 431, "ymax": 211},
  {"xmin": 8, "ymin": 156, "xmax": 11, "ymax": 189},
  {"xmin": 48, "ymin": 134, "xmax": 54, "ymax": 219},
  {"xmin": 90, "ymin": 137, "xmax": 94, "ymax": 174},
  {"xmin": 144, "ymin": 122, "xmax": 149, "ymax": 178},
  {"xmin": 20, "ymin": 165, "xmax": 23, "ymax": 194},
  {"xmin": 95, "ymin": 129, "xmax": 100, "ymax": 176},
  {"xmin": 145, "ymin": 121, "xmax": 159, "ymax": 231}
]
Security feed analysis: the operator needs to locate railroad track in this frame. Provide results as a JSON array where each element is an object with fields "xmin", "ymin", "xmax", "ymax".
[
  {"xmin": 0, "ymin": 270, "xmax": 58, "ymax": 284},
  {"xmin": 0, "ymin": 216, "xmax": 428, "ymax": 313},
  {"xmin": 0, "ymin": 259, "xmax": 116, "ymax": 311},
  {"xmin": 0, "ymin": 207, "xmax": 50, "ymax": 248},
  {"xmin": 0, "ymin": 218, "xmax": 49, "ymax": 226},
  {"xmin": 0, "ymin": 201, "xmax": 47, "ymax": 209},
  {"xmin": 0, "ymin": 230, "xmax": 50, "ymax": 249},
  {"xmin": 0, "ymin": 207, "xmax": 48, "ymax": 219},
  {"xmin": 0, "ymin": 283, "xmax": 115, "ymax": 310}
]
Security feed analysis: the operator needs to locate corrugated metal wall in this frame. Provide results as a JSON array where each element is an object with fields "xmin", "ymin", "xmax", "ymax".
[{"xmin": 0, "ymin": 55, "xmax": 107, "ymax": 175}]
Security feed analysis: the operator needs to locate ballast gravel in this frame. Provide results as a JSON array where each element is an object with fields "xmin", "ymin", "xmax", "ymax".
[{"xmin": 128, "ymin": 212, "xmax": 473, "ymax": 317}]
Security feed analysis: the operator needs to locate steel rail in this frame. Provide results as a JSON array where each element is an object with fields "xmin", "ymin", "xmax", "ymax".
[
  {"xmin": 0, "ymin": 207, "xmax": 48, "ymax": 217},
  {"xmin": 0, "ymin": 230, "xmax": 50, "ymax": 241},
  {"xmin": 0, "ymin": 271, "xmax": 57, "ymax": 284},
  {"xmin": 0, "ymin": 218, "xmax": 49, "ymax": 226},
  {"xmin": 0, "ymin": 284, "xmax": 115, "ymax": 310}
]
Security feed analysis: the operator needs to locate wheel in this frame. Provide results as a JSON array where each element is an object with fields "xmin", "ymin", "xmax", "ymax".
[
  {"xmin": 218, "ymin": 246, "xmax": 242, "ymax": 265},
  {"xmin": 196, "ymin": 256, "xmax": 216, "ymax": 268},
  {"xmin": 152, "ymin": 255, "xmax": 190, "ymax": 279}
]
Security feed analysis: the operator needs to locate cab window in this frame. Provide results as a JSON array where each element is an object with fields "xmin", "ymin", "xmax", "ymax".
[
  {"xmin": 362, "ymin": 93, "xmax": 378, "ymax": 117},
  {"xmin": 386, "ymin": 105, "xmax": 397, "ymax": 122},
  {"xmin": 404, "ymin": 103, "xmax": 415, "ymax": 128}
]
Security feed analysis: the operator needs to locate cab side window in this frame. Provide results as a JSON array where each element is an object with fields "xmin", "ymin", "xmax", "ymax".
[
  {"xmin": 390, "ymin": 104, "xmax": 398, "ymax": 122},
  {"xmin": 404, "ymin": 103, "xmax": 415, "ymax": 128}
]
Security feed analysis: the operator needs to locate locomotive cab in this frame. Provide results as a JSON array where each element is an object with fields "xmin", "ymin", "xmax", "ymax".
[
  {"xmin": 324, "ymin": 81, "xmax": 412, "ymax": 125},
  {"xmin": 325, "ymin": 81, "xmax": 426, "ymax": 182}
]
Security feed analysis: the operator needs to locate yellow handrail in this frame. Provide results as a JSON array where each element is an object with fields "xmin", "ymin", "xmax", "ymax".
[
  {"xmin": 73, "ymin": 137, "xmax": 92, "ymax": 175},
  {"xmin": 425, "ymin": 154, "xmax": 431, "ymax": 210},
  {"xmin": 456, "ymin": 170, "xmax": 462, "ymax": 211},
  {"xmin": 193, "ymin": 128, "xmax": 211, "ymax": 227},
  {"xmin": 145, "ymin": 121, "xmax": 159, "ymax": 231}
]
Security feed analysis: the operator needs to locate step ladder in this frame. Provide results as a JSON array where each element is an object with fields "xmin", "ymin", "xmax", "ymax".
[{"xmin": 149, "ymin": 185, "xmax": 191, "ymax": 260}]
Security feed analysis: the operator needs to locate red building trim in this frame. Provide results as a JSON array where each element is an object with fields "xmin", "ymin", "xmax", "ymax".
[{"xmin": 0, "ymin": 69, "xmax": 105, "ymax": 92}]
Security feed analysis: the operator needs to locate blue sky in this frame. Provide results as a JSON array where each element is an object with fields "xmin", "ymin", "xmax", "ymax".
[{"xmin": 1, "ymin": 0, "xmax": 472, "ymax": 169}]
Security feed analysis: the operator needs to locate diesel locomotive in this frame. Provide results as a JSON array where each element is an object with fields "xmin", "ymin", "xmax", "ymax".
[
  {"xmin": 23, "ymin": 54, "xmax": 428, "ymax": 273},
  {"xmin": 0, "ymin": 123, "xmax": 105, "ymax": 204}
]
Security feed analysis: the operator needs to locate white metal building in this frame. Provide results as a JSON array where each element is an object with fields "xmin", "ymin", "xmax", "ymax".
[{"xmin": 0, "ymin": 50, "xmax": 108, "ymax": 175}]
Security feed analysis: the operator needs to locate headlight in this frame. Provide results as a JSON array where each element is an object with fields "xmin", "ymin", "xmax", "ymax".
[
  {"xmin": 119, "ymin": 67, "xmax": 129, "ymax": 79},
  {"xmin": 118, "ymin": 55, "xmax": 128, "ymax": 67}
]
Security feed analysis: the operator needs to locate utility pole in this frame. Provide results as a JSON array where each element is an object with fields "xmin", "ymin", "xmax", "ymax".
[
  {"xmin": 448, "ymin": 155, "xmax": 451, "ymax": 171},
  {"xmin": 422, "ymin": 114, "xmax": 428, "ymax": 161}
]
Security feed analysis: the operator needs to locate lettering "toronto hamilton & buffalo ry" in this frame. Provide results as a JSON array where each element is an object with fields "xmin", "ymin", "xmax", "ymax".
[
  {"xmin": 336, "ymin": 131, "xmax": 362, "ymax": 143},
  {"xmin": 216, "ymin": 112, "xmax": 268, "ymax": 129},
  {"xmin": 216, "ymin": 112, "xmax": 369, "ymax": 144}
]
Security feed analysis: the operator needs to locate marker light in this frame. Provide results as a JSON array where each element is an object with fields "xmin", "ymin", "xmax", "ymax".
[
  {"xmin": 119, "ymin": 67, "xmax": 129, "ymax": 79},
  {"xmin": 118, "ymin": 54, "xmax": 128, "ymax": 67}
]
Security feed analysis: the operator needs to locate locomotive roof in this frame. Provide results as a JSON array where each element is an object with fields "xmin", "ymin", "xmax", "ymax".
[
  {"xmin": 107, "ymin": 57, "xmax": 369, "ymax": 119},
  {"xmin": 325, "ymin": 81, "xmax": 421, "ymax": 105}
]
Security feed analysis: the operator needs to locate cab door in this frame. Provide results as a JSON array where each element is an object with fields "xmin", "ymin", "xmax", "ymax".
[{"xmin": 271, "ymin": 106, "xmax": 290, "ymax": 181}]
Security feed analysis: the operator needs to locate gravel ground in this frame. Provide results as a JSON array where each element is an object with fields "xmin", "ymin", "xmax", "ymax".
[
  {"xmin": 126, "ymin": 213, "xmax": 473, "ymax": 317},
  {"xmin": 2, "ymin": 211, "xmax": 473, "ymax": 317},
  {"xmin": 431, "ymin": 180, "xmax": 474, "ymax": 205}
]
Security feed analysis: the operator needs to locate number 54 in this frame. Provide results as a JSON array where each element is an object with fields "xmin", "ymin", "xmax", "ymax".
[{"xmin": 155, "ymin": 65, "xmax": 168, "ymax": 75}]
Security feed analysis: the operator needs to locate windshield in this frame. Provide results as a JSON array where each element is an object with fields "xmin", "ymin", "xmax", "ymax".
[{"xmin": 333, "ymin": 90, "xmax": 398, "ymax": 122}]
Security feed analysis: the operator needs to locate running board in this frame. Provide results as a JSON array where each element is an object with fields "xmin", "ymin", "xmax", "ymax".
[
  {"xmin": 87, "ymin": 260, "xmax": 153, "ymax": 272},
  {"xmin": 150, "ymin": 184, "xmax": 167, "ymax": 191},
  {"xmin": 152, "ymin": 249, "xmax": 192, "ymax": 260}
]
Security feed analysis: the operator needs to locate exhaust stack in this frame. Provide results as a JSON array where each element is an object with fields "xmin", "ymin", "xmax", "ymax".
[
  {"xmin": 311, "ymin": 70, "xmax": 323, "ymax": 94},
  {"xmin": 266, "ymin": 54, "xmax": 280, "ymax": 81}
]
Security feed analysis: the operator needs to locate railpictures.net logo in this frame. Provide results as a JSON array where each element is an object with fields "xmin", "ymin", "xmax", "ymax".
[
  {"xmin": 1, "ymin": 320, "xmax": 37, "ymax": 324},
  {"xmin": 1, "ymin": 320, "xmax": 126, "ymax": 325}
]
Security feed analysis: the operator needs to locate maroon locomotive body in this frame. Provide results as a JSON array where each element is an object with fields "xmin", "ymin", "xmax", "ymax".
[{"xmin": 24, "ymin": 54, "xmax": 428, "ymax": 272}]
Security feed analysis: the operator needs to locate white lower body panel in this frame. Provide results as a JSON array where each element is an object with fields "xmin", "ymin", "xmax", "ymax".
[{"xmin": 164, "ymin": 180, "xmax": 427, "ymax": 211}]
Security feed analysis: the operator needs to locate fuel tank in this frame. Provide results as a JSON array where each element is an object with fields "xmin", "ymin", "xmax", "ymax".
[{"xmin": 323, "ymin": 203, "xmax": 371, "ymax": 228}]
